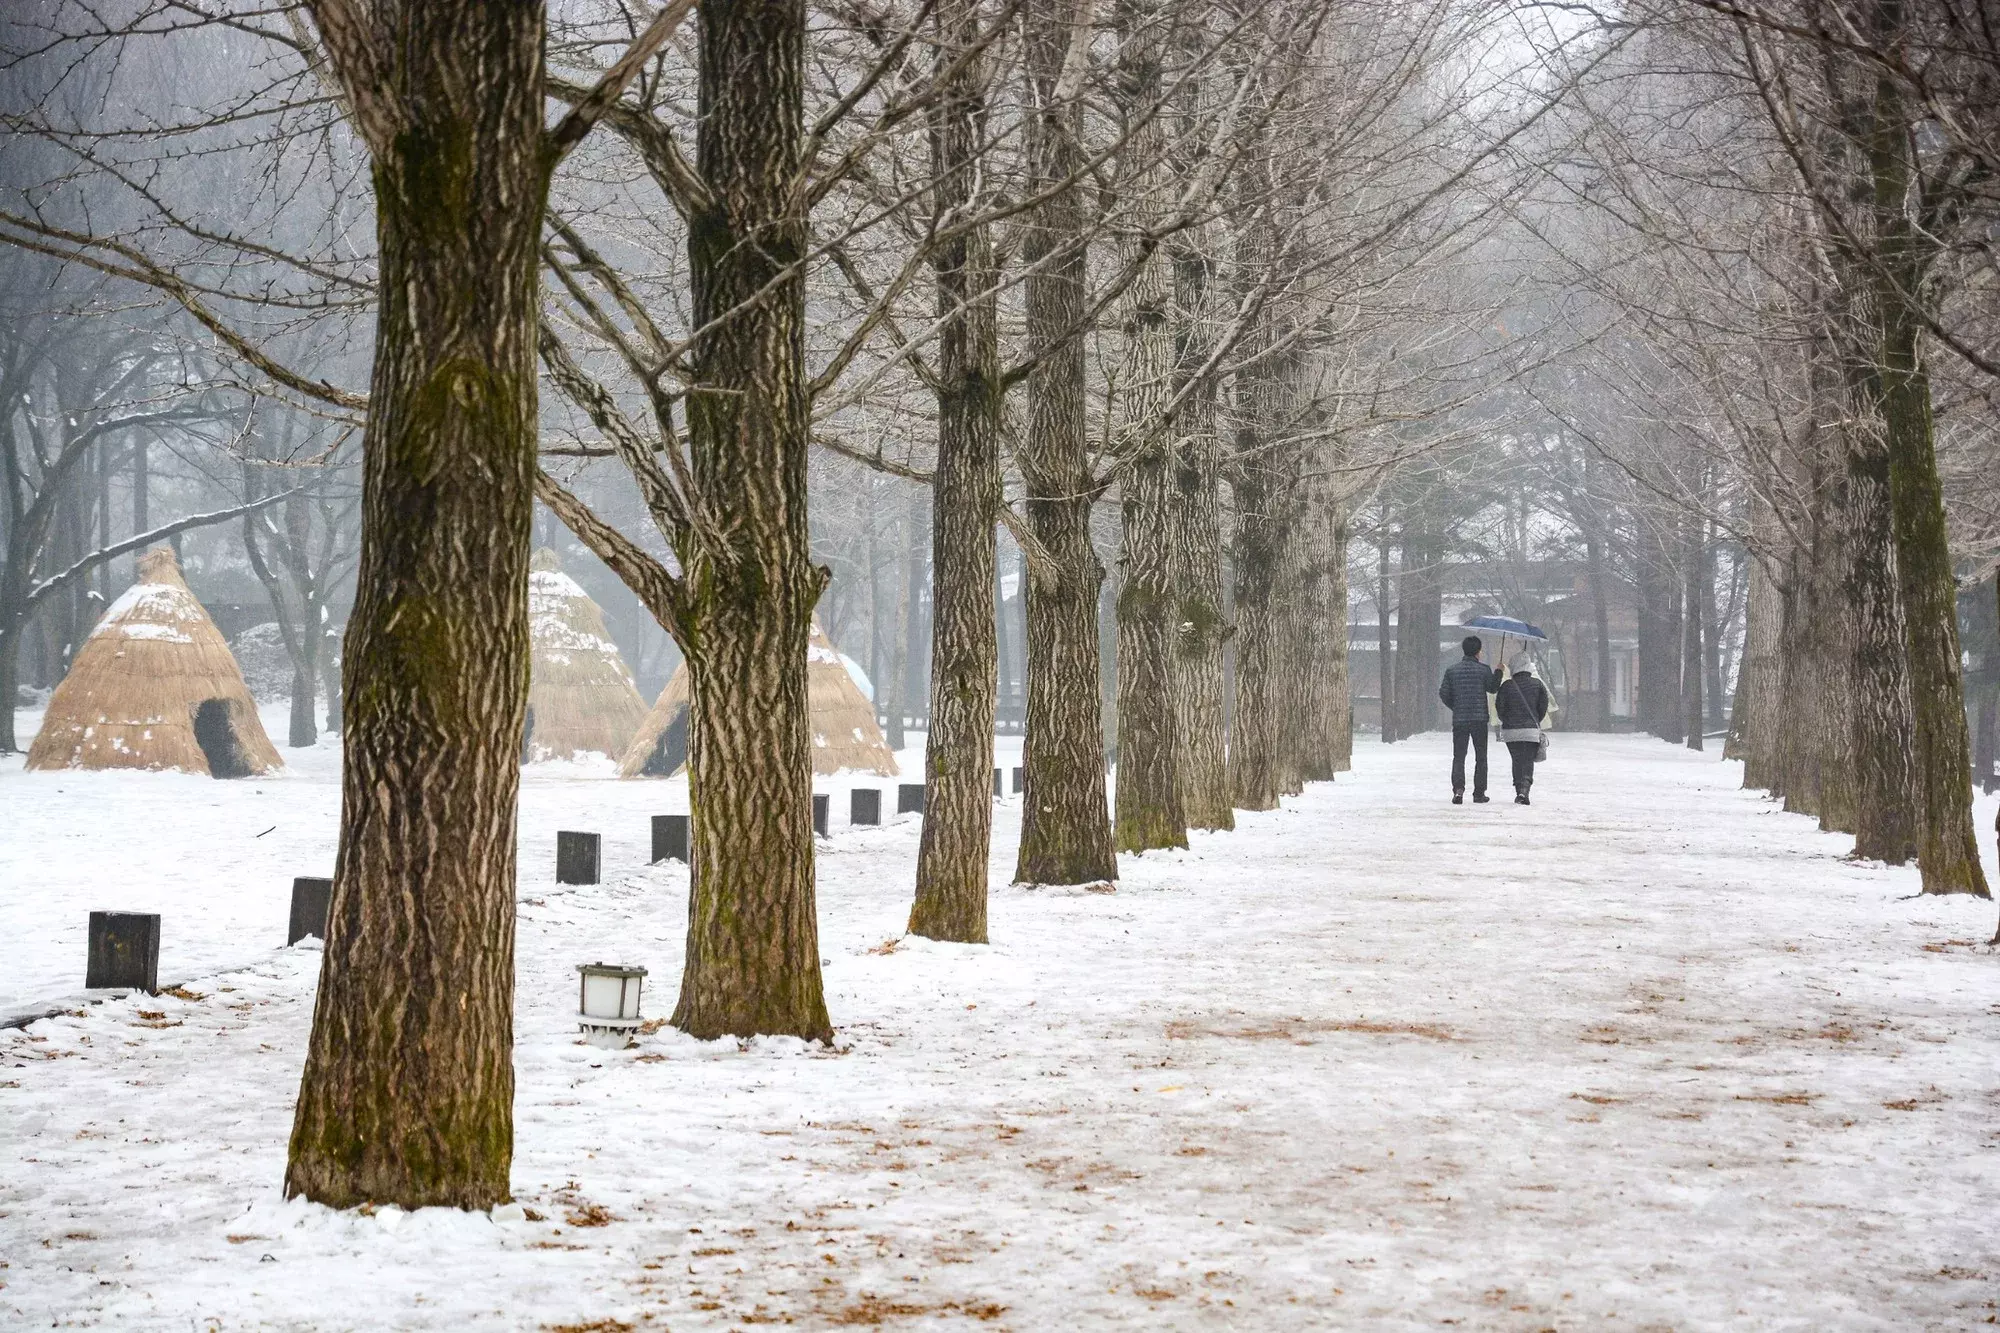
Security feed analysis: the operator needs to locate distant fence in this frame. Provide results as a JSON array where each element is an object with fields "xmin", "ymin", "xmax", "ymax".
[{"xmin": 881, "ymin": 700, "xmax": 1027, "ymax": 735}]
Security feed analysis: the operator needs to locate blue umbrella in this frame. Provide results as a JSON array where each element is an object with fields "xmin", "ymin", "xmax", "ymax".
[{"xmin": 1461, "ymin": 614, "xmax": 1547, "ymax": 643}]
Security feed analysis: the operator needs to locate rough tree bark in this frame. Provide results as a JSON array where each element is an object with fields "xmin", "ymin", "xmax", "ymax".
[
  {"xmin": 1226, "ymin": 356, "xmax": 1293, "ymax": 811},
  {"xmin": 1682, "ymin": 511, "xmax": 1704, "ymax": 752},
  {"xmin": 1280, "ymin": 447, "xmax": 1330, "ymax": 786},
  {"xmin": 1014, "ymin": 0, "xmax": 1116, "ymax": 885},
  {"xmin": 286, "ymin": 0, "xmax": 551, "ymax": 1210},
  {"xmin": 1166, "ymin": 228, "xmax": 1232, "ymax": 830},
  {"xmin": 1841, "ymin": 404, "xmax": 1916, "ymax": 863},
  {"xmin": 1326, "ymin": 502, "xmax": 1353, "ymax": 772},
  {"xmin": 1802, "ymin": 402, "xmax": 1861, "ymax": 834},
  {"xmin": 910, "ymin": 0, "xmax": 1003, "ymax": 940},
  {"xmin": 1223, "ymin": 161, "xmax": 1296, "ymax": 808},
  {"xmin": 1866, "ymin": 109, "xmax": 1987, "ymax": 893},
  {"xmin": 1584, "ymin": 440, "xmax": 1616, "ymax": 728},
  {"xmin": 671, "ymin": 0, "xmax": 838, "ymax": 1032},
  {"xmin": 1111, "ymin": 0, "xmax": 1187, "ymax": 853},
  {"xmin": 1733, "ymin": 533, "xmax": 1785, "ymax": 790},
  {"xmin": 1376, "ymin": 534, "xmax": 1395, "ymax": 743}
]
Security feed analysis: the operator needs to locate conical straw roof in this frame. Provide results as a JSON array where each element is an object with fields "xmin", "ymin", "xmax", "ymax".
[
  {"xmin": 27, "ymin": 546, "xmax": 283, "ymax": 775},
  {"xmin": 525, "ymin": 547, "xmax": 649, "ymax": 762},
  {"xmin": 619, "ymin": 619, "xmax": 899, "ymax": 778}
]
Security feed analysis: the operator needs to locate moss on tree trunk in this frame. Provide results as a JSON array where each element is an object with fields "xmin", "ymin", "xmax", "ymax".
[{"xmin": 286, "ymin": 0, "xmax": 549, "ymax": 1210}]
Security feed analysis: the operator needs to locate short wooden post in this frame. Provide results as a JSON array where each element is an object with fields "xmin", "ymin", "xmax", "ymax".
[
  {"xmin": 651, "ymin": 814, "xmax": 688, "ymax": 864},
  {"xmin": 1012, "ymin": 765, "xmax": 1024, "ymax": 794},
  {"xmin": 557, "ymin": 830, "xmax": 602, "ymax": 885},
  {"xmin": 813, "ymin": 793, "xmax": 830, "ymax": 838},
  {"xmin": 850, "ymin": 788, "xmax": 880, "ymax": 826},
  {"xmin": 87, "ymin": 911, "xmax": 160, "ymax": 993},
  {"xmin": 287, "ymin": 877, "xmax": 333, "ymax": 945},
  {"xmin": 898, "ymin": 782, "xmax": 925, "ymax": 815},
  {"xmin": 993, "ymin": 767, "xmax": 1003, "ymax": 797}
]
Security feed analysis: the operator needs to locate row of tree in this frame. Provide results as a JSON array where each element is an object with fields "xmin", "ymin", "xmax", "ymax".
[{"xmin": 2, "ymin": 0, "xmax": 1990, "ymax": 1213}]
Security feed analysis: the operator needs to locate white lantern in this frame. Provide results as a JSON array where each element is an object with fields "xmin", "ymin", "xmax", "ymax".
[{"xmin": 575, "ymin": 962, "xmax": 647, "ymax": 1049}]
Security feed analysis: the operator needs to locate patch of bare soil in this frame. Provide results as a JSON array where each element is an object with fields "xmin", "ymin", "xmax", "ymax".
[
  {"xmin": 1166, "ymin": 1016, "xmax": 1457, "ymax": 1042},
  {"xmin": 823, "ymin": 1295, "xmax": 1006, "ymax": 1325}
]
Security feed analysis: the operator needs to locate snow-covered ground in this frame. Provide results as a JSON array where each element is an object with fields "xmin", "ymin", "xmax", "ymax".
[{"xmin": 3, "ymin": 726, "xmax": 1997, "ymax": 1330}]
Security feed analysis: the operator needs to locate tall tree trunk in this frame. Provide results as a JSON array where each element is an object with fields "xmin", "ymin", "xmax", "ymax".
[
  {"xmin": 1327, "ymin": 502, "xmax": 1353, "ymax": 773},
  {"xmin": 1585, "ymin": 533, "xmax": 1612, "ymax": 731},
  {"xmin": 1114, "ymin": 444, "xmax": 1186, "ymax": 847},
  {"xmin": 243, "ymin": 479, "xmax": 321, "ymax": 750},
  {"xmin": 1775, "ymin": 546, "xmax": 1826, "ymax": 816},
  {"xmin": 1392, "ymin": 515, "xmax": 1441, "ymax": 740},
  {"xmin": 1866, "ymin": 150, "xmax": 1987, "ymax": 890},
  {"xmin": 1376, "ymin": 534, "xmax": 1395, "ymax": 742},
  {"xmin": 1636, "ymin": 518, "xmax": 1682, "ymax": 743},
  {"xmin": 1099, "ymin": 545, "xmax": 1119, "ymax": 761},
  {"xmin": 1971, "ymin": 573, "xmax": 1998, "ymax": 797},
  {"xmin": 671, "ymin": 0, "xmax": 836, "ymax": 1033},
  {"xmin": 1288, "ymin": 464, "xmax": 1336, "ymax": 784},
  {"xmin": 900, "ymin": 490, "xmax": 931, "ymax": 737},
  {"xmin": 321, "ymin": 626, "xmax": 343, "ymax": 734},
  {"xmin": 1843, "ymin": 408, "xmax": 1916, "ymax": 863},
  {"xmin": 288, "ymin": 665, "xmax": 317, "ymax": 748},
  {"xmin": 1682, "ymin": 512, "xmax": 1704, "ymax": 752},
  {"xmin": 0, "ymin": 622, "xmax": 18, "ymax": 753},
  {"xmin": 1875, "ymin": 335, "xmax": 1986, "ymax": 893},
  {"xmin": 1806, "ymin": 408, "xmax": 1861, "ymax": 834},
  {"xmin": 1111, "ymin": 0, "xmax": 1186, "ymax": 853},
  {"xmin": 286, "ymin": 0, "xmax": 547, "ymax": 1210},
  {"xmin": 1015, "ymin": 0, "xmax": 1115, "ymax": 885},
  {"xmin": 1227, "ymin": 362, "xmax": 1294, "ymax": 810},
  {"xmin": 1972, "ymin": 671, "xmax": 1995, "ymax": 797},
  {"xmin": 1166, "ymin": 237, "xmax": 1231, "ymax": 831},
  {"xmin": 910, "ymin": 0, "xmax": 1002, "ymax": 940},
  {"xmin": 1273, "ymin": 446, "xmax": 1312, "ymax": 795},
  {"xmin": 1703, "ymin": 533, "xmax": 1728, "ymax": 731},
  {"xmin": 1733, "ymin": 546, "xmax": 1785, "ymax": 789}
]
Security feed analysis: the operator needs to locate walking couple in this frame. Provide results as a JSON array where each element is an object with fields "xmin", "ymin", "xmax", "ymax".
[{"xmin": 1437, "ymin": 634, "xmax": 1550, "ymax": 806}]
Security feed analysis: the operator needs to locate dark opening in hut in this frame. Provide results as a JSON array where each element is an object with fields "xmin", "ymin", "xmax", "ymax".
[{"xmin": 192, "ymin": 698, "xmax": 254, "ymax": 778}]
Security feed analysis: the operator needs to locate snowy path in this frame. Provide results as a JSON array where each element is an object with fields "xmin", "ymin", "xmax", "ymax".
[{"xmin": 3, "ymin": 733, "xmax": 1997, "ymax": 1330}]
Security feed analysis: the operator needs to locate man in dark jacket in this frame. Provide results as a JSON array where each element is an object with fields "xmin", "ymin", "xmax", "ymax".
[{"xmin": 1438, "ymin": 635, "xmax": 1498, "ymax": 803}]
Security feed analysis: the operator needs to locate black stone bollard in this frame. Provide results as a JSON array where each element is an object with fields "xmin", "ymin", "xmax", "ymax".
[
  {"xmin": 898, "ymin": 783, "xmax": 925, "ymax": 815},
  {"xmin": 813, "ymin": 793, "xmax": 830, "ymax": 838},
  {"xmin": 651, "ymin": 814, "xmax": 688, "ymax": 864},
  {"xmin": 850, "ymin": 788, "xmax": 881, "ymax": 826},
  {"xmin": 87, "ymin": 911, "xmax": 160, "ymax": 993},
  {"xmin": 287, "ymin": 877, "xmax": 333, "ymax": 945},
  {"xmin": 557, "ymin": 830, "xmax": 602, "ymax": 885},
  {"xmin": 993, "ymin": 767, "xmax": 1003, "ymax": 797},
  {"xmin": 1012, "ymin": 765, "xmax": 1024, "ymax": 794}
]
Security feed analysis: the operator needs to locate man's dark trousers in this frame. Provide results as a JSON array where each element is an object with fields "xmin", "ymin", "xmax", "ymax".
[{"xmin": 1452, "ymin": 722, "xmax": 1488, "ymax": 797}]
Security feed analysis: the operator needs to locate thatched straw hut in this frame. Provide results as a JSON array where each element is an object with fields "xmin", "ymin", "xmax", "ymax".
[
  {"xmin": 525, "ymin": 547, "xmax": 649, "ymax": 762},
  {"xmin": 27, "ymin": 546, "xmax": 282, "ymax": 776},
  {"xmin": 619, "ymin": 619, "xmax": 898, "ymax": 778}
]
